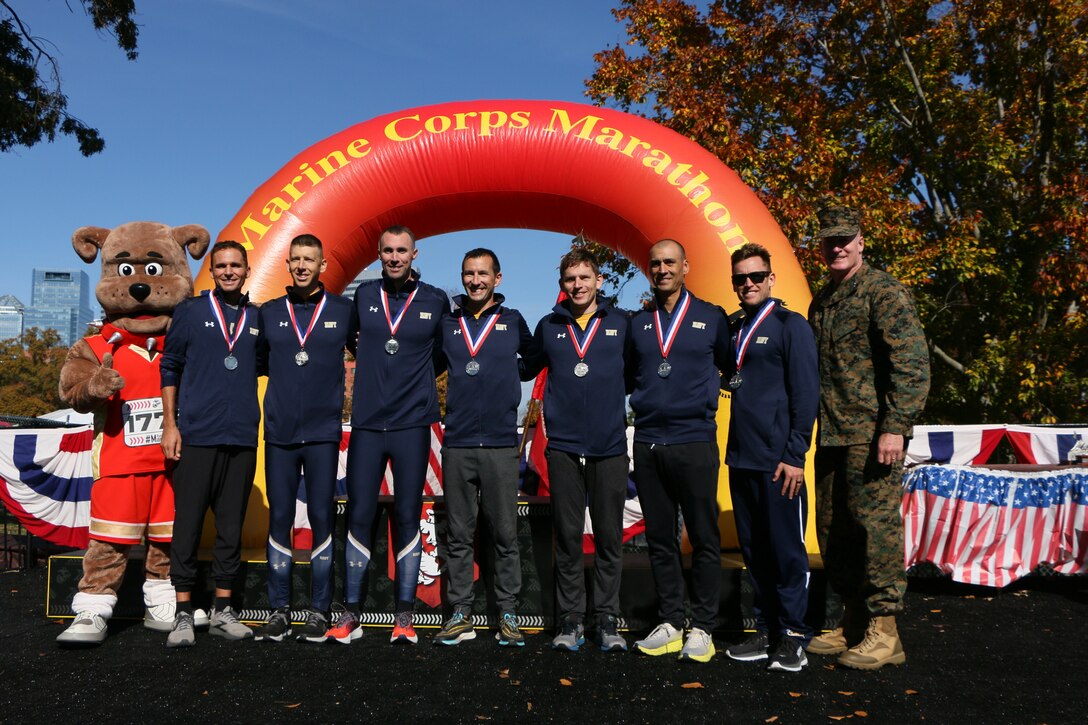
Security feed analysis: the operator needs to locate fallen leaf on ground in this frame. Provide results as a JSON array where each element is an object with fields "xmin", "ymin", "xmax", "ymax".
[
  {"xmin": 475, "ymin": 716, "xmax": 491, "ymax": 721},
  {"xmin": 905, "ymin": 689, "xmax": 919, "ymax": 695},
  {"xmin": 527, "ymin": 703, "xmax": 532, "ymax": 712},
  {"xmin": 828, "ymin": 716, "xmax": 847, "ymax": 721},
  {"xmin": 681, "ymin": 682, "xmax": 704, "ymax": 689},
  {"xmin": 285, "ymin": 704, "xmax": 300, "ymax": 709},
  {"xmin": 499, "ymin": 669, "xmax": 509, "ymax": 679},
  {"xmin": 789, "ymin": 692, "xmax": 803, "ymax": 698},
  {"xmin": 929, "ymin": 609, "xmax": 941, "ymax": 613},
  {"xmin": 511, "ymin": 680, "xmax": 521, "ymax": 686},
  {"xmin": 838, "ymin": 691, "xmax": 855, "ymax": 696},
  {"xmin": 855, "ymin": 712, "xmax": 868, "ymax": 718},
  {"xmin": 560, "ymin": 678, "xmax": 573, "ymax": 686},
  {"xmin": 765, "ymin": 717, "xmax": 779, "ymax": 722}
]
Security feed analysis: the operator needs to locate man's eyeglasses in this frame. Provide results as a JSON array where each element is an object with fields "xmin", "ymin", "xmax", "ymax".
[{"xmin": 731, "ymin": 271, "xmax": 771, "ymax": 286}]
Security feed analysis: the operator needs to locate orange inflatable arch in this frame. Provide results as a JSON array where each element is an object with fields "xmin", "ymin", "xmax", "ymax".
[{"xmin": 201, "ymin": 99, "xmax": 814, "ymax": 549}]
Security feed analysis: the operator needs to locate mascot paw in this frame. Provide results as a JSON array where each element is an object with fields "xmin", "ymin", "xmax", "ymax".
[{"xmin": 87, "ymin": 352, "xmax": 126, "ymax": 399}]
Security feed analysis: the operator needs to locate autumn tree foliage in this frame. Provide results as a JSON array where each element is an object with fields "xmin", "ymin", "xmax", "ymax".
[
  {"xmin": 588, "ymin": 0, "xmax": 1088, "ymax": 423},
  {"xmin": 0, "ymin": 328, "xmax": 67, "ymax": 417},
  {"xmin": 1, "ymin": 1, "xmax": 139, "ymax": 156}
]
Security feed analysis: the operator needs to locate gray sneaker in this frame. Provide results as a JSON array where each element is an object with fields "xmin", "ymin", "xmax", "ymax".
[
  {"xmin": 56, "ymin": 611, "xmax": 108, "ymax": 646},
  {"xmin": 595, "ymin": 615, "xmax": 628, "ymax": 653},
  {"xmin": 166, "ymin": 611, "xmax": 195, "ymax": 648},
  {"xmin": 551, "ymin": 619, "xmax": 585, "ymax": 652},
  {"xmin": 634, "ymin": 622, "xmax": 683, "ymax": 656},
  {"xmin": 209, "ymin": 606, "xmax": 254, "ymax": 640},
  {"xmin": 679, "ymin": 627, "xmax": 716, "ymax": 663}
]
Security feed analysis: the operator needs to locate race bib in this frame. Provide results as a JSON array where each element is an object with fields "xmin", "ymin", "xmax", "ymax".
[{"xmin": 122, "ymin": 397, "xmax": 164, "ymax": 447}]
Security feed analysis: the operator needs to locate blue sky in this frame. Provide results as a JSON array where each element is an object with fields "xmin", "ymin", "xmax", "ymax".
[{"xmin": 3, "ymin": 0, "xmax": 640, "ymax": 327}]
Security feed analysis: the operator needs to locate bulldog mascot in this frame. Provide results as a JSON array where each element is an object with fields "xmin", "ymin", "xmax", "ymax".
[{"xmin": 56, "ymin": 222, "xmax": 209, "ymax": 645}]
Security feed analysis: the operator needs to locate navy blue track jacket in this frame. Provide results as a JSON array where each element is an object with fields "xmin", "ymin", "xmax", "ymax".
[
  {"xmin": 522, "ymin": 299, "xmax": 629, "ymax": 458},
  {"xmin": 351, "ymin": 272, "xmax": 449, "ymax": 431},
  {"xmin": 257, "ymin": 284, "xmax": 358, "ymax": 445},
  {"xmin": 160, "ymin": 289, "xmax": 261, "ymax": 447},
  {"xmin": 724, "ymin": 298, "xmax": 819, "ymax": 471},
  {"xmin": 627, "ymin": 289, "xmax": 732, "ymax": 444},
  {"xmin": 440, "ymin": 294, "xmax": 533, "ymax": 448}
]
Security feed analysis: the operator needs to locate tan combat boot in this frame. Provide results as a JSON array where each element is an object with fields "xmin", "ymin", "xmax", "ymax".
[
  {"xmin": 836, "ymin": 615, "xmax": 906, "ymax": 670},
  {"xmin": 807, "ymin": 601, "xmax": 864, "ymax": 655},
  {"xmin": 806, "ymin": 626, "xmax": 847, "ymax": 655}
]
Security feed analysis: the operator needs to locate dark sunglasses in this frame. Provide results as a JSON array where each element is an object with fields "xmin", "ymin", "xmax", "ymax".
[{"xmin": 731, "ymin": 271, "xmax": 771, "ymax": 285}]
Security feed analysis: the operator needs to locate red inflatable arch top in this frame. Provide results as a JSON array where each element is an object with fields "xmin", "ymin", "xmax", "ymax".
[{"xmin": 202, "ymin": 99, "xmax": 808, "ymax": 314}]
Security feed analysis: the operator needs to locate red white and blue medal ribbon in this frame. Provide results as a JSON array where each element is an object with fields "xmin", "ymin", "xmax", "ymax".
[
  {"xmin": 381, "ymin": 286, "xmax": 418, "ymax": 353},
  {"xmin": 208, "ymin": 292, "xmax": 248, "ymax": 369},
  {"xmin": 286, "ymin": 293, "xmax": 326, "ymax": 365},
  {"xmin": 459, "ymin": 309, "xmax": 500, "ymax": 375},
  {"xmin": 730, "ymin": 299, "xmax": 775, "ymax": 388},
  {"xmin": 654, "ymin": 291, "xmax": 690, "ymax": 377},
  {"xmin": 567, "ymin": 317, "xmax": 601, "ymax": 377}
]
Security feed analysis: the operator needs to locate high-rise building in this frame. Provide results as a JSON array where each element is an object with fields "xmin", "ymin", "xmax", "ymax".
[
  {"xmin": 342, "ymin": 266, "xmax": 382, "ymax": 300},
  {"xmin": 0, "ymin": 294, "xmax": 24, "ymax": 342},
  {"xmin": 22, "ymin": 269, "xmax": 94, "ymax": 347}
]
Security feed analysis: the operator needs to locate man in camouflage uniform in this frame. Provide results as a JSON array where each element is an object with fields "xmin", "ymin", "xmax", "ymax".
[{"xmin": 806, "ymin": 203, "xmax": 930, "ymax": 670}]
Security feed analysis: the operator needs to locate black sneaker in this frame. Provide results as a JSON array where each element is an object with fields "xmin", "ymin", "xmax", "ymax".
[
  {"xmin": 255, "ymin": 607, "xmax": 292, "ymax": 642},
  {"xmin": 295, "ymin": 609, "xmax": 328, "ymax": 643},
  {"xmin": 768, "ymin": 636, "xmax": 808, "ymax": 672},
  {"xmin": 434, "ymin": 612, "xmax": 476, "ymax": 646},
  {"xmin": 725, "ymin": 631, "xmax": 770, "ymax": 661},
  {"xmin": 495, "ymin": 612, "xmax": 525, "ymax": 648}
]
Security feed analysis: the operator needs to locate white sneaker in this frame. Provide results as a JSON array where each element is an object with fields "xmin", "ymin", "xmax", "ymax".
[
  {"xmin": 634, "ymin": 622, "xmax": 683, "ymax": 656},
  {"xmin": 147, "ymin": 603, "xmax": 209, "ymax": 631},
  {"xmin": 56, "ymin": 611, "xmax": 108, "ymax": 645},
  {"xmin": 144, "ymin": 601, "xmax": 176, "ymax": 631}
]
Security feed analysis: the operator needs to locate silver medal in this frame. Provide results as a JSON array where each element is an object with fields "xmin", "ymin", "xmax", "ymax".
[
  {"xmin": 224, "ymin": 355, "xmax": 238, "ymax": 371},
  {"xmin": 728, "ymin": 372, "xmax": 743, "ymax": 390},
  {"xmin": 295, "ymin": 350, "xmax": 309, "ymax": 366},
  {"xmin": 465, "ymin": 360, "xmax": 480, "ymax": 376},
  {"xmin": 384, "ymin": 338, "xmax": 400, "ymax": 355},
  {"xmin": 574, "ymin": 361, "xmax": 589, "ymax": 378},
  {"xmin": 658, "ymin": 360, "xmax": 672, "ymax": 378}
]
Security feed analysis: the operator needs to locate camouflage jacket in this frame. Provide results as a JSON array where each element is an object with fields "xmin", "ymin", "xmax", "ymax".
[{"xmin": 808, "ymin": 263, "xmax": 930, "ymax": 446}]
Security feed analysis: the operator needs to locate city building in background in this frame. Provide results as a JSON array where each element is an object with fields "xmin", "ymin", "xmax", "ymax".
[
  {"xmin": 0, "ymin": 295, "xmax": 25, "ymax": 342},
  {"xmin": 21, "ymin": 269, "xmax": 93, "ymax": 347},
  {"xmin": 342, "ymin": 265, "xmax": 382, "ymax": 300}
]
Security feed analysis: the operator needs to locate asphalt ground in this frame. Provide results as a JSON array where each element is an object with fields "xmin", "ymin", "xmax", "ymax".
[{"xmin": 1, "ymin": 566, "xmax": 1086, "ymax": 724}]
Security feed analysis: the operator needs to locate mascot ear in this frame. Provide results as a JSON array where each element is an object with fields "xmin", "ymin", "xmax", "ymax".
[
  {"xmin": 72, "ymin": 227, "xmax": 112, "ymax": 263},
  {"xmin": 173, "ymin": 225, "xmax": 212, "ymax": 260}
]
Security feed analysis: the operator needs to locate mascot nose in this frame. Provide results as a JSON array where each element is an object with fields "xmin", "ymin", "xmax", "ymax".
[{"xmin": 129, "ymin": 283, "xmax": 151, "ymax": 302}]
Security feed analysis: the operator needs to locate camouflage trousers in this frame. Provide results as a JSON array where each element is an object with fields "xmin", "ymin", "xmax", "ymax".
[{"xmin": 815, "ymin": 444, "xmax": 906, "ymax": 616}]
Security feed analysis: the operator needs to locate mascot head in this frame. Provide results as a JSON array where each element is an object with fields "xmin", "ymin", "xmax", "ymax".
[{"xmin": 72, "ymin": 222, "xmax": 210, "ymax": 336}]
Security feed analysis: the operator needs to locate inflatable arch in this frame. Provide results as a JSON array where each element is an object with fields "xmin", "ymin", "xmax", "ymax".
[{"xmin": 201, "ymin": 99, "xmax": 815, "ymax": 549}]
